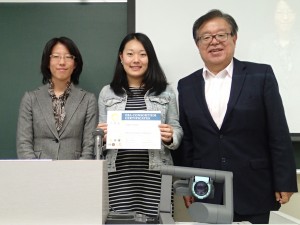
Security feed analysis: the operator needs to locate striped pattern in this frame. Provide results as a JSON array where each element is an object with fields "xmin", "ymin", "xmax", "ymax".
[
  {"xmin": 108, "ymin": 87, "xmax": 162, "ymax": 218},
  {"xmin": 125, "ymin": 87, "xmax": 147, "ymax": 110},
  {"xmin": 108, "ymin": 149, "xmax": 162, "ymax": 216}
]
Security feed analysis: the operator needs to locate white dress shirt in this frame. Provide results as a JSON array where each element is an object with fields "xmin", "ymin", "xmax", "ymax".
[{"xmin": 203, "ymin": 60, "xmax": 233, "ymax": 129}]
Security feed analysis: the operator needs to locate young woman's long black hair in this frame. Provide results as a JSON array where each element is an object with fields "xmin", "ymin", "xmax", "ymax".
[{"xmin": 110, "ymin": 33, "xmax": 168, "ymax": 96}]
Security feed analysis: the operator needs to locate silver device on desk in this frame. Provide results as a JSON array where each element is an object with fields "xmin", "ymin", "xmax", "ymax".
[
  {"xmin": 92, "ymin": 128, "xmax": 105, "ymax": 160},
  {"xmin": 159, "ymin": 165, "xmax": 233, "ymax": 224},
  {"xmin": 106, "ymin": 211, "xmax": 157, "ymax": 224}
]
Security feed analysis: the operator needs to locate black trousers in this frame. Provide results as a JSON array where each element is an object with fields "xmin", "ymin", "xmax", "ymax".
[{"xmin": 234, "ymin": 212, "xmax": 270, "ymax": 224}]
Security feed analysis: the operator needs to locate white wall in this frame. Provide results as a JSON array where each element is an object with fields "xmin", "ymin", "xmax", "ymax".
[{"xmin": 136, "ymin": 0, "xmax": 300, "ymax": 134}]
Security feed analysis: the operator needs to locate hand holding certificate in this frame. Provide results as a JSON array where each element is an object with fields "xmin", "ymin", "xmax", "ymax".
[{"xmin": 106, "ymin": 111, "xmax": 161, "ymax": 149}]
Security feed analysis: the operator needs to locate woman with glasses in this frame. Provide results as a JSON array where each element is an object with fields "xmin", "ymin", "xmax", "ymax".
[
  {"xmin": 17, "ymin": 36, "xmax": 97, "ymax": 160},
  {"xmin": 97, "ymin": 33, "xmax": 183, "ymax": 220}
]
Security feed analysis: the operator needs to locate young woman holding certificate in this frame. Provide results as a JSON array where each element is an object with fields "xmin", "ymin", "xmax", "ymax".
[{"xmin": 97, "ymin": 33, "xmax": 183, "ymax": 219}]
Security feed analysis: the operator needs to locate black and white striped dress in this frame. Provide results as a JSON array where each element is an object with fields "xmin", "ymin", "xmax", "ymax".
[{"xmin": 108, "ymin": 87, "xmax": 162, "ymax": 218}]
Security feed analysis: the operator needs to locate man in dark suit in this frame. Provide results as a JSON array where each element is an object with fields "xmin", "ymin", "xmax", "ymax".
[{"xmin": 177, "ymin": 9, "xmax": 298, "ymax": 224}]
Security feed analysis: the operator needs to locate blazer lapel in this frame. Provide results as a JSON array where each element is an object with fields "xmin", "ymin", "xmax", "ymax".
[
  {"xmin": 223, "ymin": 58, "xmax": 247, "ymax": 125},
  {"xmin": 59, "ymin": 85, "xmax": 85, "ymax": 136},
  {"xmin": 35, "ymin": 84, "xmax": 59, "ymax": 139},
  {"xmin": 192, "ymin": 70, "xmax": 219, "ymax": 130}
]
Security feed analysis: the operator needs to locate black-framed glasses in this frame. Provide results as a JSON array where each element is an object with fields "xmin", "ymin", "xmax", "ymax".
[
  {"xmin": 50, "ymin": 54, "xmax": 75, "ymax": 62},
  {"xmin": 197, "ymin": 32, "xmax": 232, "ymax": 44}
]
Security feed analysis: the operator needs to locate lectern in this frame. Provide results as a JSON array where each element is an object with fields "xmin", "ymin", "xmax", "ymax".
[{"xmin": 0, "ymin": 160, "xmax": 109, "ymax": 225}]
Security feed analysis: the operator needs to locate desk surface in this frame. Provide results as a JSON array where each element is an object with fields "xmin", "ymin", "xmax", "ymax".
[{"xmin": 0, "ymin": 160, "xmax": 108, "ymax": 225}]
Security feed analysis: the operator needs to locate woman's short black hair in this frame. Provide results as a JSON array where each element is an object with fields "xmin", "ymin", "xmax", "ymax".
[
  {"xmin": 110, "ymin": 32, "xmax": 167, "ymax": 96},
  {"xmin": 192, "ymin": 9, "xmax": 239, "ymax": 43},
  {"xmin": 40, "ymin": 36, "xmax": 83, "ymax": 84}
]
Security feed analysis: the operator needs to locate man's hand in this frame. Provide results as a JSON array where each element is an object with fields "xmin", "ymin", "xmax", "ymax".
[{"xmin": 275, "ymin": 192, "xmax": 294, "ymax": 204}]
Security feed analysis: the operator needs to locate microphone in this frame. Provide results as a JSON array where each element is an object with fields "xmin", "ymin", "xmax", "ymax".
[{"xmin": 92, "ymin": 128, "xmax": 105, "ymax": 160}]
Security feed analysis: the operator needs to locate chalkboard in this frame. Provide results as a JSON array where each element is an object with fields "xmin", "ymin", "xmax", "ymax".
[{"xmin": 0, "ymin": 3, "xmax": 128, "ymax": 159}]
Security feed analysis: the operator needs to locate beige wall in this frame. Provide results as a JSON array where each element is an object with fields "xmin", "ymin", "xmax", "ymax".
[{"xmin": 174, "ymin": 174, "xmax": 300, "ymax": 222}]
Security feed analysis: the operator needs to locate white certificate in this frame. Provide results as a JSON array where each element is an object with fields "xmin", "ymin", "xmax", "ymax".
[{"xmin": 106, "ymin": 111, "xmax": 161, "ymax": 149}]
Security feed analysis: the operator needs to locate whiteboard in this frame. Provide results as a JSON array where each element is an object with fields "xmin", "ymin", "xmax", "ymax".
[{"xmin": 136, "ymin": 0, "xmax": 300, "ymax": 134}]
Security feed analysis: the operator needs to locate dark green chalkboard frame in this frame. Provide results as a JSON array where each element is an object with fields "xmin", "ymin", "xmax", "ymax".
[{"xmin": 0, "ymin": 2, "xmax": 132, "ymax": 158}]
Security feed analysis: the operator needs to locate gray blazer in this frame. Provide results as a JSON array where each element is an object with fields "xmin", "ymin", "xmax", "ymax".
[{"xmin": 17, "ymin": 84, "xmax": 98, "ymax": 160}]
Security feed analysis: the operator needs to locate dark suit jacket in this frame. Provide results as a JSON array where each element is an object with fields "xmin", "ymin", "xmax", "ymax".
[
  {"xmin": 17, "ymin": 84, "xmax": 98, "ymax": 160},
  {"xmin": 176, "ymin": 58, "xmax": 298, "ymax": 215}
]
